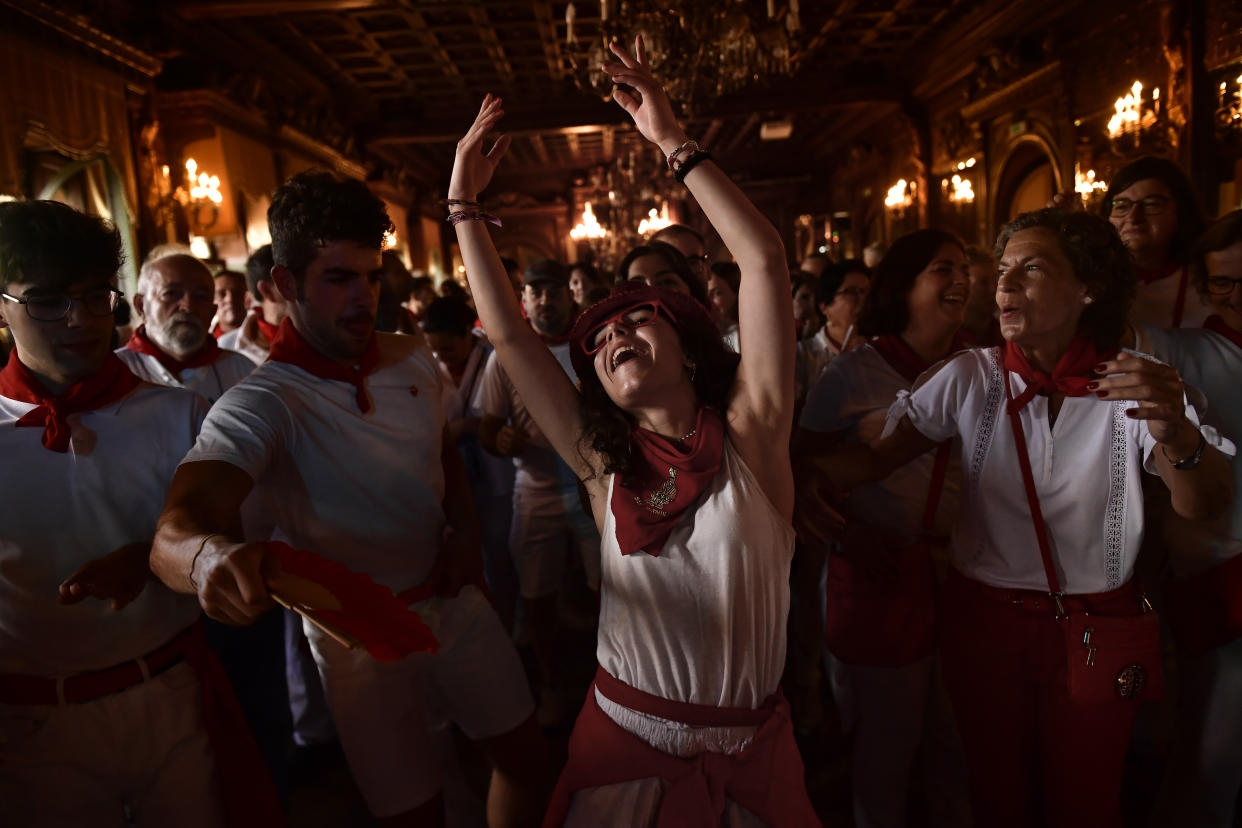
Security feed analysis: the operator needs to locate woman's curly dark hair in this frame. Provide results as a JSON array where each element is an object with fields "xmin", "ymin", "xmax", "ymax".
[
  {"xmin": 994, "ymin": 208, "xmax": 1134, "ymax": 350},
  {"xmin": 575, "ymin": 307, "xmax": 738, "ymax": 484},
  {"xmin": 268, "ymin": 170, "xmax": 393, "ymax": 293}
]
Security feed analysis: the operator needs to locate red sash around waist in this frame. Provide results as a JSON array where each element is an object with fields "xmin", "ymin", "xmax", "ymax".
[{"xmin": 542, "ymin": 666, "xmax": 821, "ymax": 827}]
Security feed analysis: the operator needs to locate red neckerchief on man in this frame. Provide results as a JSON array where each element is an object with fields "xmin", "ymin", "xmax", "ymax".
[
  {"xmin": 267, "ymin": 318, "xmax": 379, "ymax": 413},
  {"xmin": 254, "ymin": 315, "xmax": 280, "ymax": 347},
  {"xmin": 0, "ymin": 352, "xmax": 141, "ymax": 452},
  {"xmin": 871, "ymin": 334, "xmax": 932, "ymax": 384},
  {"xmin": 1204, "ymin": 315, "xmax": 1242, "ymax": 351},
  {"xmin": 612, "ymin": 406, "xmax": 725, "ymax": 557},
  {"xmin": 125, "ymin": 326, "xmax": 221, "ymax": 378},
  {"xmin": 1002, "ymin": 335, "xmax": 1116, "ymax": 414}
]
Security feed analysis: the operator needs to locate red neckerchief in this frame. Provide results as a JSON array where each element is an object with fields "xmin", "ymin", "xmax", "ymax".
[
  {"xmin": 210, "ymin": 323, "xmax": 224, "ymax": 339},
  {"xmin": 125, "ymin": 326, "xmax": 221, "ymax": 377},
  {"xmin": 871, "ymin": 335, "xmax": 931, "ymax": 384},
  {"xmin": 612, "ymin": 407, "xmax": 725, "ymax": 557},
  {"xmin": 953, "ymin": 317, "xmax": 1003, "ymax": 349},
  {"xmin": 266, "ymin": 318, "xmax": 379, "ymax": 413},
  {"xmin": 1204, "ymin": 315, "xmax": 1242, "ymax": 351},
  {"xmin": 0, "ymin": 352, "xmax": 141, "ymax": 452},
  {"xmin": 1002, "ymin": 335, "xmax": 1116, "ymax": 413},
  {"xmin": 255, "ymin": 316, "xmax": 279, "ymax": 346}
]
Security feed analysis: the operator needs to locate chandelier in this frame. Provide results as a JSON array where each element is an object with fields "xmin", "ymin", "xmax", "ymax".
[
  {"xmin": 570, "ymin": 202, "xmax": 609, "ymax": 240},
  {"xmin": 1106, "ymin": 80, "xmax": 1164, "ymax": 156},
  {"xmin": 565, "ymin": 0, "xmax": 804, "ymax": 114},
  {"xmin": 1216, "ymin": 70, "xmax": 1242, "ymax": 145},
  {"xmin": 885, "ymin": 179, "xmax": 915, "ymax": 212}
]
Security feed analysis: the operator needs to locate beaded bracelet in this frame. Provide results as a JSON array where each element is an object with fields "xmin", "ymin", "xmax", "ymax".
[
  {"xmin": 442, "ymin": 198, "xmax": 482, "ymax": 209},
  {"xmin": 447, "ymin": 211, "xmax": 502, "ymax": 228},
  {"xmin": 666, "ymin": 138, "xmax": 700, "ymax": 171},
  {"xmin": 673, "ymin": 150, "xmax": 713, "ymax": 184}
]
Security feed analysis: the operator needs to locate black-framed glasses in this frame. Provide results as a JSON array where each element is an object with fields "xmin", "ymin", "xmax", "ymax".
[
  {"xmin": 1109, "ymin": 195, "xmax": 1171, "ymax": 218},
  {"xmin": 1, "ymin": 288, "xmax": 124, "ymax": 321},
  {"xmin": 1206, "ymin": 276, "xmax": 1242, "ymax": 295}
]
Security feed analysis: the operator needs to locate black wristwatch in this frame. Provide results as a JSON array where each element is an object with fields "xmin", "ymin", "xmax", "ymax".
[{"xmin": 1164, "ymin": 428, "xmax": 1207, "ymax": 470}]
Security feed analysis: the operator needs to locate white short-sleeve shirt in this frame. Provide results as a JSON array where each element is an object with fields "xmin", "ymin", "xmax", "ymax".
[
  {"xmin": 477, "ymin": 343, "xmax": 579, "ymax": 491},
  {"xmin": 801, "ymin": 344, "xmax": 960, "ymax": 543},
  {"xmin": 116, "ymin": 347, "xmax": 257, "ymax": 405},
  {"xmin": 896, "ymin": 347, "xmax": 1177, "ymax": 594},
  {"xmin": 182, "ymin": 333, "xmax": 448, "ymax": 591},
  {"xmin": 1143, "ymin": 325, "xmax": 1242, "ymax": 576},
  {"xmin": 0, "ymin": 383, "xmax": 205, "ymax": 674}
]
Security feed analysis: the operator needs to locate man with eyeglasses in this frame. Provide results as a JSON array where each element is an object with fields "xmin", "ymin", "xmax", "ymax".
[
  {"xmin": 0, "ymin": 200, "xmax": 269, "ymax": 826},
  {"xmin": 651, "ymin": 223, "xmax": 709, "ymax": 285},
  {"xmin": 117, "ymin": 253, "xmax": 255, "ymax": 405}
]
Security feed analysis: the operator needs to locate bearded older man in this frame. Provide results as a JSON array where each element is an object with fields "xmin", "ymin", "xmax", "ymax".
[{"xmin": 117, "ymin": 254, "xmax": 255, "ymax": 404}]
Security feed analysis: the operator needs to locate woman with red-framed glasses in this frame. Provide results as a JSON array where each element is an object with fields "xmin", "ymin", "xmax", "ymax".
[{"xmin": 447, "ymin": 36, "xmax": 816, "ymax": 827}]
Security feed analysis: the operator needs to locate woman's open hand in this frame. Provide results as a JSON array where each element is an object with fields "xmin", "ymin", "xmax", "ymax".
[
  {"xmin": 449, "ymin": 94, "xmax": 512, "ymax": 202},
  {"xmin": 603, "ymin": 36, "xmax": 686, "ymax": 155},
  {"xmin": 1091, "ymin": 353, "xmax": 1195, "ymax": 446}
]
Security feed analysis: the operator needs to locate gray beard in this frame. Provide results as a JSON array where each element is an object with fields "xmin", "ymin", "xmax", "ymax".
[{"xmin": 148, "ymin": 318, "xmax": 207, "ymax": 358}]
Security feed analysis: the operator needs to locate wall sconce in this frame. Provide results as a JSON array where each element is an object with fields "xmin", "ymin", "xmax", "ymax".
[
  {"xmin": 942, "ymin": 158, "xmax": 976, "ymax": 203},
  {"xmin": 885, "ymin": 179, "xmax": 915, "ymax": 212},
  {"xmin": 637, "ymin": 203, "xmax": 672, "ymax": 236},
  {"xmin": 570, "ymin": 201, "xmax": 608, "ymax": 240},
  {"xmin": 383, "ymin": 229, "xmax": 398, "ymax": 250},
  {"xmin": 1216, "ymin": 71, "xmax": 1242, "ymax": 145},
  {"xmin": 1107, "ymin": 81, "xmax": 1162, "ymax": 155}
]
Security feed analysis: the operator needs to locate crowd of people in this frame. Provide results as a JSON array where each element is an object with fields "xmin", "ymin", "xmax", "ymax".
[{"xmin": 1, "ymin": 35, "xmax": 1241, "ymax": 828}]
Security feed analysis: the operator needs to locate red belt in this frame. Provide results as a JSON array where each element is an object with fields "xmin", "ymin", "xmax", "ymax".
[
  {"xmin": 946, "ymin": 568, "xmax": 1142, "ymax": 616},
  {"xmin": 0, "ymin": 625, "xmax": 194, "ymax": 706}
]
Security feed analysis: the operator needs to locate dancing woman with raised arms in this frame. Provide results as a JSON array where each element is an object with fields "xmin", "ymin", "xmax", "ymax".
[{"xmin": 448, "ymin": 37, "xmax": 819, "ymax": 828}]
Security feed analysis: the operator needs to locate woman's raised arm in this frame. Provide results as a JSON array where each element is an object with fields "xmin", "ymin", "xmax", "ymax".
[
  {"xmin": 605, "ymin": 37, "xmax": 795, "ymax": 495},
  {"xmin": 449, "ymin": 96, "xmax": 604, "ymax": 494}
]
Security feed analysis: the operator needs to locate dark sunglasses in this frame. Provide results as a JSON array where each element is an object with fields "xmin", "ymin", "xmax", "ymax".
[{"xmin": 582, "ymin": 300, "xmax": 670, "ymax": 355}]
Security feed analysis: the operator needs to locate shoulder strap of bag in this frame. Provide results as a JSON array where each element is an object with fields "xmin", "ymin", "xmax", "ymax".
[{"xmin": 1002, "ymin": 370, "xmax": 1068, "ymax": 616}]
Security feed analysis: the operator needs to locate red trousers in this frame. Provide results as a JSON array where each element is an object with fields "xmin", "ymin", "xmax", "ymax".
[{"xmin": 939, "ymin": 571, "xmax": 1141, "ymax": 828}]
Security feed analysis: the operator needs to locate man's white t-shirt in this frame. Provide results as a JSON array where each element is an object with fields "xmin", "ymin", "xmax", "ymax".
[
  {"xmin": 895, "ymin": 347, "xmax": 1193, "ymax": 594},
  {"xmin": 116, "ymin": 347, "xmax": 256, "ymax": 405},
  {"xmin": 182, "ymin": 333, "xmax": 448, "ymax": 591},
  {"xmin": 478, "ymin": 342, "xmax": 580, "ymax": 491},
  {"xmin": 0, "ymin": 383, "xmax": 205, "ymax": 674}
]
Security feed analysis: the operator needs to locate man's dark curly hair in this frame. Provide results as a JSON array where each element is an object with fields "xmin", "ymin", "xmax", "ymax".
[
  {"xmin": 575, "ymin": 306, "xmax": 738, "ymax": 485},
  {"xmin": 1099, "ymin": 156, "xmax": 1206, "ymax": 267},
  {"xmin": 994, "ymin": 208, "xmax": 1134, "ymax": 350},
  {"xmin": 267, "ymin": 171, "xmax": 393, "ymax": 290},
  {"xmin": 0, "ymin": 200, "xmax": 122, "ymax": 291},
  {"xmin": 244, "ymin": 243, "xmax": 274, "ymax": 301}
]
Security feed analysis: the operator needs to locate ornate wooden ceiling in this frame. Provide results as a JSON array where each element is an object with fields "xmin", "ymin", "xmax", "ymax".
[{"xmin": 60, "ymin": 0, "xmax": 1001, "ymax": 195}]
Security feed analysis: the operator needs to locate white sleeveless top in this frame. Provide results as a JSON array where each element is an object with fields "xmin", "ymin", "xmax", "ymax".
[{"xmin": 596, "ymin": 438, "xmax": 794, "ymax": 711}]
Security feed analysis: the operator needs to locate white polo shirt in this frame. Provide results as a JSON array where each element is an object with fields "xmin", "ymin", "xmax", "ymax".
[
  {"xmin": 478, "ymin": 343, "xmax": 580, "ymax": 491},
  {"xmin": 895, "ymin": 347, "xmax": 1190, "ymax": 594},
  {"xmin": 801, "ymin": 344, "xmax": 960, "ymax": 544},
  {"xmin": 116, "ymin": 347, "xmax": 257, "ymax": 405},
  {"xmin": 181, "ymin": 333, "xmax": 448, "ymax": 592},
  {"xmin": 0, "ymin": 383, "xmax": 205, "ymax": 674},
  {"xmin": 1143, "ymin": 325, "xmax": 1242, "ymax": 576}
]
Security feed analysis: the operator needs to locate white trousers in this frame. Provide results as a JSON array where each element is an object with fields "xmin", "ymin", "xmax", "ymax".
[{"xmin": 0, "ymin": 661, "xmax": 223, "ymax": 828}]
